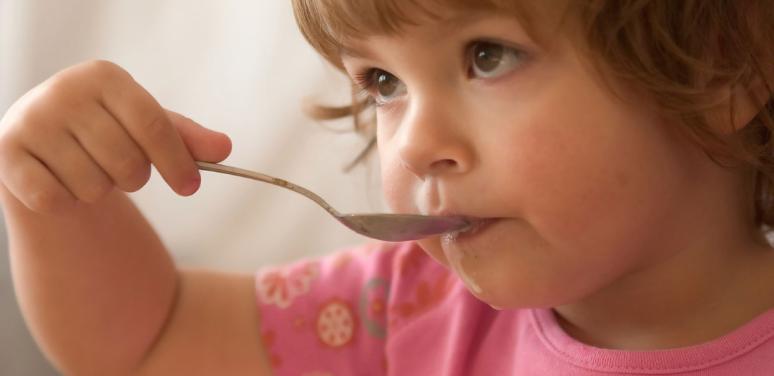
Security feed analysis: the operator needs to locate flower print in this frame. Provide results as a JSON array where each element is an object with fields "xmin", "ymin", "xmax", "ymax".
[
  {"xmin": 258, "ymin": 261, "xmax": 320, "ymax": 309},
  {"xmin": 317, "ymin": 298, "xmax": 357, "ymax": 348}
]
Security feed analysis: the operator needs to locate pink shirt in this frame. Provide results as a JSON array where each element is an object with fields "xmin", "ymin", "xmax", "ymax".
[{"xmin": 256, "ymin": 241, "xmax": 774, "ymax": 375}]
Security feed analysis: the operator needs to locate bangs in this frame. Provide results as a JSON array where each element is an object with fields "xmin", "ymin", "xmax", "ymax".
[{"xmin": 291, "ymin": 0, "xmax": 538, "ymax": 70}]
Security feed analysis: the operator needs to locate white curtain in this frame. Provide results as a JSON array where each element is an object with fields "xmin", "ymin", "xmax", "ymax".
[{"xmin": 0, "ymin": 1, "xmax": 383, "ymax": 373}]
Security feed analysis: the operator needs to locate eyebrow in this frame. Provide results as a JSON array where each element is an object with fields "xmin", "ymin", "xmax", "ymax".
[
  {"xmin": 339, "ymin": 45, "xmax": 372, "ymax": 60},
  {"xmin": 339, "ymin": 11, "xmax": 495, "ymax": 59}
]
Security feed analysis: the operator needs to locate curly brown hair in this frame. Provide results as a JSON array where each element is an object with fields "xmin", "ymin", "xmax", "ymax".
[{"xmin": 291, "ymin": 0, "xmax": 774, "ymax": 228}]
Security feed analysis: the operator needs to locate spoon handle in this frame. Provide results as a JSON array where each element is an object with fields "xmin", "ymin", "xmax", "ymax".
[{"xmin": 196, "ymin": 161, "xmax": 342, "ymax": 217}]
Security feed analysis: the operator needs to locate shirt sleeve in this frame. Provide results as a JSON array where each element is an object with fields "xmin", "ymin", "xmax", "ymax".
[{"xmin": 255, "ymin": 242, "xmax": 401, "ymax": 376}]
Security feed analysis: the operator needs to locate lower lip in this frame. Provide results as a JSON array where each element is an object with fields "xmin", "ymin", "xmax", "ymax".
[{"xmin": 452, "ymin": 218, "xmax": 500, "ymax": 243}]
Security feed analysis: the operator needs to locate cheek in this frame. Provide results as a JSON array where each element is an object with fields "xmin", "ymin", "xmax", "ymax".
[
  {"xmin": 466, "ymin": 123, "xmax": 694, "ymax": 308},
  {"xmin": 511, "ymin": 107, "xmax": 693, "ymax": 271}
]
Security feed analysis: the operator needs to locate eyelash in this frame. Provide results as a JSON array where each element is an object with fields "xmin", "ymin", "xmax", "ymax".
[
  {"xmin": 352, "ymin": 69, "xmax": 381, "ymax": 102},
  {"xmin": 350, "ymin": 40, "xmax": 528, "ymax": 105}
]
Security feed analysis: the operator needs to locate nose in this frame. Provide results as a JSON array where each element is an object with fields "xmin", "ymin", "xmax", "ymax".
[{"xmin": 396, "ymin": 96, "xmax": 475, "ymax": 179}]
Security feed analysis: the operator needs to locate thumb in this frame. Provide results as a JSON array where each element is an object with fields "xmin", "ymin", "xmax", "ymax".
[{"xmin": 165, "ymin": 110, "xmax": 232, "ymax": 163}]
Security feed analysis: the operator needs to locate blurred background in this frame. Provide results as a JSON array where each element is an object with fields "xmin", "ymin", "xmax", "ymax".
[{"xmin": 0, "ymin": 1, "xmax": 384, "ymax": 374}]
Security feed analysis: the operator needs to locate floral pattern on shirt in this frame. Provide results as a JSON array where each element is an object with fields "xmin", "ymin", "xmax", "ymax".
[
  {"xmin": 316, "ymin": 298, "xmax": 357, "ymax": 348},
  {"xmin": 257, "ymin": 261, "xmax": 320, "ymax": 309}
]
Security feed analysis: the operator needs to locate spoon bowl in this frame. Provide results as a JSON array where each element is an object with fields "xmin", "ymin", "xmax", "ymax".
[{"xmin": 196, "ymin": 162, "xmax": 471, "ymax": 241}]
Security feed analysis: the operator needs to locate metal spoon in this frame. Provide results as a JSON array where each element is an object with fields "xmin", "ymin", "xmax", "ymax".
[{"xmin": 196, "ymin": 161, "xmax": 471, "ymax": 241}]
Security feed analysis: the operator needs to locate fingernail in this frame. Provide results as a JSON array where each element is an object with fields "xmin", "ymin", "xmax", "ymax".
[{"xmin": 181, "ymin": 175, "xmax": 201, "ymax": 196}]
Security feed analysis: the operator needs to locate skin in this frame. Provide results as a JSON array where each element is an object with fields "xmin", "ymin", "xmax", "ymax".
[
  {"xmin": 1, "ymin": 7, "xmax": 771, "ymax": 376},
  {"xmin": 0, "ymin": 61, "xmax": 271, "ymax": 375},
  {"xmin": 340, "ymin": 10, "xmax": 774, "ymax": 349}
]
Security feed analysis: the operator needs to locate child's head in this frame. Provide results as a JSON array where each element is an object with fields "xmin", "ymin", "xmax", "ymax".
[{"xmin": 292, "ymin": 0, "xmax": 773, "ymax": 308}]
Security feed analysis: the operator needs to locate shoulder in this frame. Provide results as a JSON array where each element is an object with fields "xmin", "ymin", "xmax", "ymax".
[
  {"xmin": 253, "ymin": 243, "xmax": 531, "ymax": 375},
  {"xmin": 255, "ymin": 241, "xmax": 428, "ymax": 309},
  {"xmin": 254, "ymin": 241, "xmax": 436, "ymax": 374}
]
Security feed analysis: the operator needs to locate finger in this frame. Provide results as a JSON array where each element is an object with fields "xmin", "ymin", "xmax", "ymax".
[
  {"xmin": 99, "ymin": 72, "xmax": 200, "ymax": 196},
  {"xmin": 22, "ymin": 129, "xmax": 114, "ymax": 204},
  {"xmin": 69, "ymin": 104, "xmax": 151, "ymax": 192},
  {"xmin": 166, "ymin": 110, "xmax": 232, "ymax": 163},
  {"xmin": 0, "ymin": 146, "xmax": 76, "ymax": 214}
]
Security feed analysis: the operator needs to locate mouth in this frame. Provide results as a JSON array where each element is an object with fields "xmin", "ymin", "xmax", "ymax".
[{"xmin": 443, "ymin": 217, "xmax": 501, "ymax": 242}]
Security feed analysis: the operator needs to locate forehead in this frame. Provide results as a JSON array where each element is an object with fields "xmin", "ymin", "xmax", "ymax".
[
  {"xmin": 314, "ymin": 0, "xmax": 524, "ymax": 32},
  {"xmin": 293, "ymin": 0, "xmax": 553, "ymax": 68},
  {"xmin": 337, "ymin": 12, "xmax": 509, "ymax": 59}
]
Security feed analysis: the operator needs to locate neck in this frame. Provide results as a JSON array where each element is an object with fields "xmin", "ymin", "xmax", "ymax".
[{"xmin": 555, "ymin": 239, "xmax": 774, "ymax": 349}]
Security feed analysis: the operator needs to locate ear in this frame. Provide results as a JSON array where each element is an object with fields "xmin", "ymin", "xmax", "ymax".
[
  {"xmin": 719, "ymin": 74, "xmax": 773, "ymax": 133},
  {"xmin": 735, "ymin": 75, "xmax": 771, "ymax": 127}
]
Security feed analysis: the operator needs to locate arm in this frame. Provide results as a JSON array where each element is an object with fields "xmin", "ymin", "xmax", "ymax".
[
  {"xmin": 1, "ymin": 61, "xmax": 272, "ymax": 375},
  {"xmin": 4, "ymin": 186, "xmax": 175, "ymax": 374}
]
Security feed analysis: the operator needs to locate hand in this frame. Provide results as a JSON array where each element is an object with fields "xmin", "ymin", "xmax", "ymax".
[{"xmin": 0, "ymin": 60, "xmax": 232, "ymax": 214}]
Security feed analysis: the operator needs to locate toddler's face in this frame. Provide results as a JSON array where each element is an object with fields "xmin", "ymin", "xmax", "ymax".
[{"xmin": 340, "ymin": 9, "xmax": 714, "ymax": 308}]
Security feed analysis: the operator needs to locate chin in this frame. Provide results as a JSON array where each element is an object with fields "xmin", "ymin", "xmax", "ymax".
[{"xmin": 416, "ymin": 238, "xmax": 451, "ymax": 267}]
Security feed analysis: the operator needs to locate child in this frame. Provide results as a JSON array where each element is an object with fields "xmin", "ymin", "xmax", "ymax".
[{"xmin": 1, "ymin": 0, "xmax": 773, "ymax": 374}]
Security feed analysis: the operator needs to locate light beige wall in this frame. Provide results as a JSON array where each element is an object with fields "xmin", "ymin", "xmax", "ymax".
[{"xmin": 0, "ymin": 1, "xmax": 384, "ymax": 373}]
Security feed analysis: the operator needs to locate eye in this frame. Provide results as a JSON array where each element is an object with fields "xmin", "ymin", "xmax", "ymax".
[
  {"xmin": 468, "ymin": 41, "xmax": 527, "ymax": 79},
  {"xmin": 353, "ymin": 69, "xmax": 407, "ymax": 106}
]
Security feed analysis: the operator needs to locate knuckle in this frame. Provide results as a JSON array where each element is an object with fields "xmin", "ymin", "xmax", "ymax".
[
  {"xmin": 0, "ymin": 135, "xmax": 17, "ymax": 153},
  {"xmin": 46, "ymin": 70, "xmax": 91, "ymax": 101},
  {"xmin": 2, "ymin": 96, "xmax": 56, "ymax": 138},
  {"xmin": 45, "ymin": 70, "xmax": 76, "ymax": 95},
  {"xmin": 45, "ymin": 60, "xmax": 128, "ymax": 100},
  {"xmin": 0, "ymin": 143, "xmax": 23, "ymax": 180},
  {"xmin": 82, "ymin": 60, "xmax": 129, "ymax": 81},
  {"xmin": 141, "ymin": 113, "xmax": 172, "ymax": 140},
  {"xmin": 80, "ymin": 179, "xmax": 113, "ymax": 203},
  {"xmin": 25, "ymin": 188, "xmax": 71, "ymax": 213},
  {"xmin": 29, "ymin": 75, "xmax": 94, "ymax": 120},
  {"xmin": 114, "ymin": 157, "xmax": 151, "ymax": 191},
  {"xmin": 15, "ymin": 114, "xmax": 52, "ymax": 141}
]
